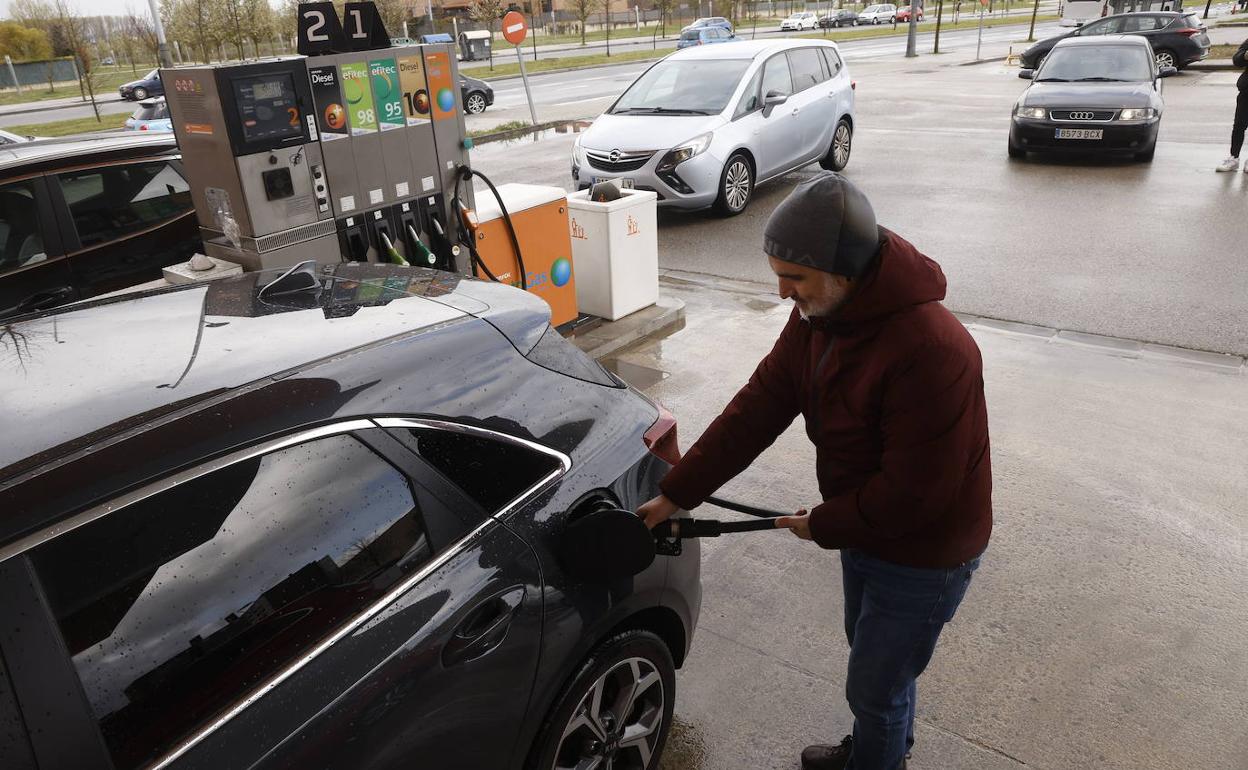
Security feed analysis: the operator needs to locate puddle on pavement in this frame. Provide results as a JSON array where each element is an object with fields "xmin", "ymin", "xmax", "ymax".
[
  {"xmin": 742, "ymin": 297, "xmax": 782, "ymax": 313},
  {"xmin": 601, "ymin": 358, "xmax": 669, "ymax": 390},
  {"xmin": 471, "ymin": 120, "xmax": 593, "ymax": 156},
  {"xmin": 660, "ymin": 715, "xmax": 709, "ymax": 769}
]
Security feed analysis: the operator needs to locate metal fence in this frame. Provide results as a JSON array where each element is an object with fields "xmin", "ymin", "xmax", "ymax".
[{"xmin": 0, "ymin": 58, "xmax": 80, "ymax": 89}]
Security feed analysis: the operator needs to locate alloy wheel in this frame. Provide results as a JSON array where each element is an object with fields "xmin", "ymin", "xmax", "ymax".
[
  {"xmin": 723, "ymin": 158, "xmax": 751, "ymax": 212},
  {"xmin": 552, "ymin": 657, "xmax": 665, "ymax": 770},
  {"xmin": 1155, "ymin": 51, "xmax": 1176, "ymax": 69},
  {"xmin": 833, "ymin": 123, "xmax": 852, "ymax": 168},
  {"xmin": 467, "ymin": 93, "xmax": 487, "ymax": 114}
]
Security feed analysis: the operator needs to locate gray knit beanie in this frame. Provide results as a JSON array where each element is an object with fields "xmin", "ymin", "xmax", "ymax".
[{"xmin": 762, "ymin": 172, "xmax": 880, "ymax": 278}]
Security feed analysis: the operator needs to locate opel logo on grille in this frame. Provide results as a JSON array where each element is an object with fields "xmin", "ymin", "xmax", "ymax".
[
  {"xmin": 1070, "ymin": 111, "xmax": 1096, "ymax": 120},
  {"xmin": 609, "ymin": 149, "xmax": 622, "ymax": 163}
]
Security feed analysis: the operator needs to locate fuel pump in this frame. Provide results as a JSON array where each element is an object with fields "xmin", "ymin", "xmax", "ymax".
[{"xmin": 164, "ymin": 59, "xmax": 341, "ymax": 270}]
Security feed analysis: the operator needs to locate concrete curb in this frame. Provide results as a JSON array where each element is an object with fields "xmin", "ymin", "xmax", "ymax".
[
  {"xmin": 569, "ymin": 296, "xmax": 687, "ymax": 360},
  {"xmin": 1187, "ymin": 59, "xmax": 1237, "ymax": 70},
  {"xmin": 0, "ymin": 95, "xmax": 125, "ymax": 119}
]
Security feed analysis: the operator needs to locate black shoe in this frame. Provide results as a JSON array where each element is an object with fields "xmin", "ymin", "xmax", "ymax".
[
  {"xmin": 801, "ymin": 736, "xmax": 910, "ymax": 770},
  {"xmin": 801, "ymin": 735, "xmax": 853, "ymax": 770}
]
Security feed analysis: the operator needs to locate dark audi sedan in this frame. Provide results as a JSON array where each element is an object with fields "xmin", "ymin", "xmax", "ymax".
[
  {"xmin": 119, "ymin": 68, "xmax": 165, "ymax": 101},
  {"xmin": 1020, "ymin": 11, "xmax": 1210, "ymax": 71},
  {"xmin": 0, "ymin": 263, "xmax": 700, "ymax": 770},
  {"xmin": 1010, "ymin": 37, "xmax": 1171, "ymax": 162}
]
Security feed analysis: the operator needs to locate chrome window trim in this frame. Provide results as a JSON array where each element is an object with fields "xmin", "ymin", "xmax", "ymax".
[
  {"xmin": 5, "ymin": 415, "xmax": 571, "ymax": 770},
  {"xmin": 0, "ymin": 419, "xmax": 375, "ymax": 566},
  {"xmin": 372, "ymin": 416, "xmax": 574, "ymax": 519}
]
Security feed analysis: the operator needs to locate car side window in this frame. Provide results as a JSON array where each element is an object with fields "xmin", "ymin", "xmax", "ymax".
[
  {"xmin": 1081, "ymin": 17, "xmax": 1123, "ymax": 35},
  {"xmin": 762, "ymin": 53, "xmax": 794, "ymax": 98},
  {"xmin": 28, "ymin": 433, "xmax": 436, "ymax": 770},
  {"xmin": 1123, "ymin": 15, "xmax": 1163, "ymax": 32},
  {"xmin": 397, "ymin": 427, "xmax": 562, "ymax": 515},
  {"xmin": 789, "ymin": 48, "xmax": 827, "ymax": 91},
  {"xmin": 0, "ymin": 180, "xmax": 47, "ymax": 275},
  {"xmin": 821, "ymin": 47, "xmax": 845, "ymax": 77},
  {"xmin": 56, "ymin": 160, "xmax": 191, "ymax": 249},
  {"xmin": 734, "ymin": 69, "xmax": 764, "ymax": 118}
]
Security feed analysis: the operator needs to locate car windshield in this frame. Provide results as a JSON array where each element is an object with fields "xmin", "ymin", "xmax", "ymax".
[
  {"xmin": 145, "ymin": 69, "xmax": 157, "ymax": 80},
  {"xmin": 133, "ymin": 105, "xmax": 164, "ymax": 120},
  {"xmin": 1036, "ymin": 45, "xmax": 1153, "ymax": 82},
  {"xmin": 864, "ymin": 5, "xmax": 884, "ymax": 11},
  {"xmin": 610, "ymin": 58, "xmax": 751, "ymax": 115}
]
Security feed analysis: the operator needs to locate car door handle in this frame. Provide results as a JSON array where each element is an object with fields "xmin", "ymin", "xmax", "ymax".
[
  {"xmin": 441, "ymin": 585, "xmax": 525, "ymax": 667},
  {"xmin": 18, "ymin": 286, "xmax": 74, "ymax": 311},
  {"xmin": 792, "ymin": 108, "xmax": 800, "ymax": 116}
]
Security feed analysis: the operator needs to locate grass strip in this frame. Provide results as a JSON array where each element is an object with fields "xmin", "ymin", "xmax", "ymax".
[{"xmin": 7, "ymin": 114, "xmax": 128, "ymax": 137}]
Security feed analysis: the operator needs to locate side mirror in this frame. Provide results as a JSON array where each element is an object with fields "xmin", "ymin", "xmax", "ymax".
[
  {"xmin": 1018, "ymin": 69, "xmax": 1034, "ymax": 80},
  {"xmin": 1159, "ymin": 66, "xmax": 1177, "ymax": 78},
  {"xmin": 762, "ymin": 89, "xmax": 788, "ymax": 117}
]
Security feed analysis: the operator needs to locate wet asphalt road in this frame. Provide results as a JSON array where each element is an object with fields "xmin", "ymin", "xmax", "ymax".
[{"xmin": 473, "ymin": 50, "xmax": 1248, "ymax": 356}]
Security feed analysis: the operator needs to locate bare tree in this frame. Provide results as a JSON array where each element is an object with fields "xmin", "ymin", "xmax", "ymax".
[
  {"xmin": 654, "ymin": 0, "xmax": 675, "ymax": 35},
  {"xmin": 51, "ymin": 0, "xmax": 102, "ymax": 119},
  {"xmin": 568, "ymin": 0, "xmax": 594, "ymax": 45}
]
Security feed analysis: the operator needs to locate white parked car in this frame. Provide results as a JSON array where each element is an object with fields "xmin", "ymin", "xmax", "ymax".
[
  {"xmin": 571, "ymin": 40, "xmax": 856, "ymax": 216},
  {"xmin": 859, "ymin": 3, "xmax": 898, "ymax": 23},
  {"xmin": 781, "ymin": 11, "xmax": 819, "ymax": 30}
]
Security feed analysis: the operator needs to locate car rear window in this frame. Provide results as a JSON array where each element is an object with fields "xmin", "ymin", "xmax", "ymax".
[
  {"xmin": 1179, "ymin": 12, "xmax": 1202, "ymax": 28},
  {"xmin": 681, "ymin": 30, "xmax": 700, "ymax": 40}
]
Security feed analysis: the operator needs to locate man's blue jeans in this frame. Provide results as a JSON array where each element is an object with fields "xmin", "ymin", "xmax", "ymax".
[{"xmin": 841, "ymin": 548, "xmax": 981, "ymax": 770}]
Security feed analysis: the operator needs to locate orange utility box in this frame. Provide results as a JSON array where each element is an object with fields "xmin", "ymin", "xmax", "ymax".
[{"xmin": 463, "ymin": 184, "xmax": 578, "ymax": 327}]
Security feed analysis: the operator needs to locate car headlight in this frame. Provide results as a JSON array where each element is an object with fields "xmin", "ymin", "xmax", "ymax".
[
  {"xmin": 1118, "ymin": 108, "xmax": 1156, "ymax": 121},
  {"xmin": 572, "ymin": 134, "xmax": 587, "ymax": 166},
  {"xmin": 1014, "ymin": 105, "xmax": 1047, "ymax": 119},
  {"xmin": 656, "ymin": 132, "xmax": 713, "ymax": 172}
]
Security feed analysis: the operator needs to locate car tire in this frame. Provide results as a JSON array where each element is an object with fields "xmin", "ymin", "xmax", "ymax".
[
  {"xmin": 466, "ymin": 92, "xmax": 487, "ymax": 114},
  {"xmin": 526, "ymin": 630, "xmax": 676, "ymax": 770},
  {"xmin": 821, "ymin": 118, "xmax": 853, "ymax": 171},
  {"xmin": 714, "ymin": 152, "xmax": 754, "ymax": 216},
  {"xmin": 1135, "ymin": 141, "xmax": 1156, "ymax": 162},
  {"xmin": 1154, "ymin": 49, "xmax": 1177, "ymax": 69},
  {"xmin": 1008, "ymin": 135, "xmax": 1025, "ymax": 159},
  {"xmin": 132, "ymin": 87, "xmax": 148, "ymax": 101}
]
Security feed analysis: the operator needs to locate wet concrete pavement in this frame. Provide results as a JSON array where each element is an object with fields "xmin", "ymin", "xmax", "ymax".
[
  {"xmin": 604, "ymin": 273, "xmax": 1248, "ymax": 770},
  {"xmin": 472, "ymin": 46, "xmax": 1248, "ymax": 355}
]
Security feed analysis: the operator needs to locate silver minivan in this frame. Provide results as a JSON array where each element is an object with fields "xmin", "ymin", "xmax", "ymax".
[{"xmin": 571, "ymin": 40, "xmax": 856, "ymax": 216}]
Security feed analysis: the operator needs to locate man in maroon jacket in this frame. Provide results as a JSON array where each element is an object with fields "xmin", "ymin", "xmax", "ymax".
[{"xmin": 639, "ymin": 172, "xmax": 992, "ymax": 770}]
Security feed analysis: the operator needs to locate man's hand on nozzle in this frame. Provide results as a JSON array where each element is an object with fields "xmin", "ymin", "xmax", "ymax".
[
  {"xmin": 638, "ymin": 494, "xmax": 680, "ymax": 530},
  {"xmin": 776, "ymin": 509, "xmax": 813, "ymax": 541}
]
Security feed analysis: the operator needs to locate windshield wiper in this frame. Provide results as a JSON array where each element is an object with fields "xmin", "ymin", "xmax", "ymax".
[
  {"xmin": 610, "ymin": 107, "xmax": 713, "ymax": 115},
  {"xmin": 1075, "ymin": 77, "xmax": 1128, "ymax": 82},
  {"xmin": 1035, "ymin": 77, "xmax": 1070, "ymax": 82}
]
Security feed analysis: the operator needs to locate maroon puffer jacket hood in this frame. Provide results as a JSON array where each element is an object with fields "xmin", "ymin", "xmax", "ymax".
[{"xmin": 661, "ymin": 229, "xmax": 992, "ymax": 569}]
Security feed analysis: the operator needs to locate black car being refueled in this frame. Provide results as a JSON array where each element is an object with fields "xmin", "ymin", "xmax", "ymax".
[
  {"xmin": 1010, "ymin": 36, "xmax": 1172, "ymax": 162},
  {"xmin": 1020, "ymin": 11, "xmax": 1210, "ymax": 70},
  {"xmin": 0, "ymin": 263, "xmax": 701, "ymax": 770}
]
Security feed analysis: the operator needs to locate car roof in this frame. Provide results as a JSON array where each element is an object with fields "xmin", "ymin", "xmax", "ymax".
[
  {"xmin": 0, "ymin": 264, "xmax": 552, "ymax": 485},
  {"xmin": 1053, "ymin": 35, "xmax": 1153, "ymax": 49},
  {"xmin": 668, "ymin": 38, "xmax": 839, "ymax": 60},
  {"xmin": 0, "ymin": 132, "xmax": 178, "ymax": 175}
]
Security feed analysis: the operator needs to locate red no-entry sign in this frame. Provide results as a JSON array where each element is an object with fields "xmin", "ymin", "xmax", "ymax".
[{"xmin": 502, "ymin": 11, "xmax": 528, "ymax": 45}]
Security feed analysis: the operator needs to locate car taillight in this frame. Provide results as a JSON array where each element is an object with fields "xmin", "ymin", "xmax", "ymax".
[
  {"xmin": 643, "ymin": 404, "xmax": 681, "ymax": 465},
  {"xmin": 851, "ymin": 80, "xmax": 857, "ymax": 90},
  {"xmin": 1177, "ymin": 28, "xmax": 1199, "ymax": 36}
]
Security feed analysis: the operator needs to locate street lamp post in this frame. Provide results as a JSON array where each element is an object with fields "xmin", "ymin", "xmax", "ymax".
[{"xmin": 148, "ymin": 0, "xmax": 173, "ymax": 68}]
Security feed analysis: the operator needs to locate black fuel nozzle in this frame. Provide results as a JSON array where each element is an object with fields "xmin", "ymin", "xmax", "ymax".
[{"xmin": 652, "ymin": 517, "xmax": 780, "ymax": 556}]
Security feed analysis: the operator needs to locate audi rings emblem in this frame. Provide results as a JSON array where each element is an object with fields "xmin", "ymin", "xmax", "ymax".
[
  {"xmin": 609, "ymin": 149, "xmax": 622, "ymax": 163},
  {"xmin": 1070, "ymin": 111, "xmax": 1096, "ymax": 120}
]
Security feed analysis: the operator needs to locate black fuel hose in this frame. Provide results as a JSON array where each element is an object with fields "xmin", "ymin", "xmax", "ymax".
[
  {"xmin": 704, "ymin": 496, "xmax": 788, "ymax": 520},
  {"xmin": 453, "ymin": 165, "xmax": 527, "ymax": 291}
]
